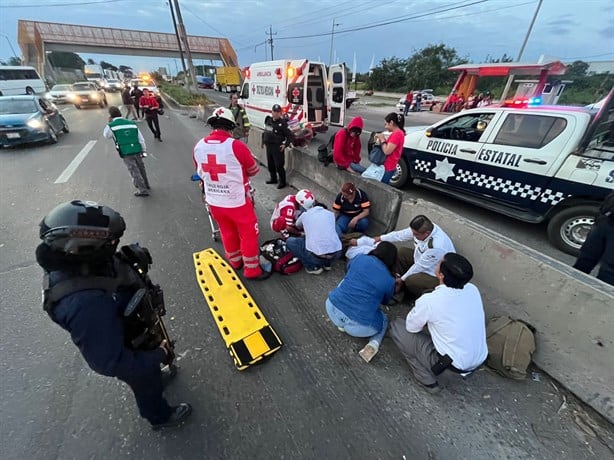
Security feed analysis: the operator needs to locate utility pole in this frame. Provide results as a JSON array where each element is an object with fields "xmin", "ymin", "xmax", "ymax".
[
  {"xmin": 168, "ymin": 1, "xmax": 188, "ymax": 81},
  {"xmin": 500, "ymin": 0, "xmax": 543, "ymax": 101},
  {"xmin": 328, "ymin": 19, "xmax": 340, "ymax": 68},
  {"xmin": 173, "ymin": 0, "xmax": 197, "ymax": 91},
  {"xmin": 266, "ymin": 26, "xmax": 276, "ymax": 60}
]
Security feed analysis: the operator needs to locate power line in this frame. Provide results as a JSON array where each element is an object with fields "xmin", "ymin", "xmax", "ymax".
[
  {"xmin": 1, "ymin": 0, "xmax": 125, "ymax": 6},
  {"xmin": 275, "ymin": 0, "xmax": 489, "ymax": 41},
  {"xmin": 562, "ymin": 52, "xmax": 614, "ymax": 60}
]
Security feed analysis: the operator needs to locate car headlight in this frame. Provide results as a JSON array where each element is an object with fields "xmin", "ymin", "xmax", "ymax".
[
  {"xmin": 27, "ymin": 118, "xmax": 44, "ymax": 129},
  {"xmin": 90, "ymin": 92, "xmax": 99, "ymax": 100}
]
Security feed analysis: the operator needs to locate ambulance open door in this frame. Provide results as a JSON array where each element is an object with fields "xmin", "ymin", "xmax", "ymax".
[{"xmin": 328, "ymin": 63, "xmax": 346, "ymax": 126}]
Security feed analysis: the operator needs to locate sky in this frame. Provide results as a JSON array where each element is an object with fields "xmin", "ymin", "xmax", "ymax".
[{"xmin": 0, "ymin": 0, "xmax": 613, "ymax": 75}]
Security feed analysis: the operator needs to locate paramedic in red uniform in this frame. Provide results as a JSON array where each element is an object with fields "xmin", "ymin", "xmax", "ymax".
[
  {"xmin": 270, "ymin": 189, "xmax": 316, "ymax": 239},
  {"xmin": 193, "ymin": 107, "xmax": 270, "ymax": 280}
]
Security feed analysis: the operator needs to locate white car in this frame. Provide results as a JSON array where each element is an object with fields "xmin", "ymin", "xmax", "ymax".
[
  {"xmin": 46, "ymin": 84, "xmax": 73, "ymax": 104},
  {"xmin": 396, "ymin": 91, "xmax": 441, "ymax": 112},
  {"xmin": 104, "ymin": 79, "xmax": 123, "ymax": 92},
  {"xmin": 130, "ymin": 79, "xmax": 160, "ymax": 97}
]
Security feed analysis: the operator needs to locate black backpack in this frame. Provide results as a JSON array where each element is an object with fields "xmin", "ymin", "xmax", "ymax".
[{"xmin": 317, "ymin": 134, "xmax": 335, "ymax": 166}]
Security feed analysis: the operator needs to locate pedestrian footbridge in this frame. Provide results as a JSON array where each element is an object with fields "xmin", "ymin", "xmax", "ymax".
[{"xmin": 18, "ymin": 20, "xmax": 237, "ymax": 77}]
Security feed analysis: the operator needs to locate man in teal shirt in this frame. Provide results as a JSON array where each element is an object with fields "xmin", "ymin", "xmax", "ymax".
[{"xmin": 103, "ymin": 106, "xmax": 151, "ymax": 197}]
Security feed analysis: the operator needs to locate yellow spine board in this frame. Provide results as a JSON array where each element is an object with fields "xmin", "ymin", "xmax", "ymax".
[{"xmin": 193, "ymin": 248, "xmax": 282, "ymax": 370}]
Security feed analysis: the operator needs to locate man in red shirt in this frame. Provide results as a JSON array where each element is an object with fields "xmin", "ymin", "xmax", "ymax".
[
  {"xmin": 403, "ymin": 91, "xmax": 413, "ymax": 116},
  {"xmin": 139, "ymin": 89, "xmax": 162, "ymax": 141},
  {"xmin": 193, "ymin": 107, "xmax": 270, "ymax": 280}
]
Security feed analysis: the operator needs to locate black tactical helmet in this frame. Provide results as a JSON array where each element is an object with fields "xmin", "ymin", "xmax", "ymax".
[{"xmin": 39, "ymin": 200, "xmax": 126, "ymax": 256}]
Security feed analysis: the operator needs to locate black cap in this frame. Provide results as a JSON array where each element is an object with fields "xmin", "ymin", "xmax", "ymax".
[{"xmin": 272, "ymin": 104, "xmax": 282, "ymax": 112}]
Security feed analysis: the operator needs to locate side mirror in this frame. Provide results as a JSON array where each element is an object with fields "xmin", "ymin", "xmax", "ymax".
[{"xmin": 426, "ymin": 127, "xmax": 437, "ymax": 137}]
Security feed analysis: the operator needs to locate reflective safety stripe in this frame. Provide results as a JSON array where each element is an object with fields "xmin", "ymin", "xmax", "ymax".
[
  {"xmin": 193, "ymin": 248, "xmax": 282, "ymax": 370},
  {"xmin": 243, "ymin": 255, "xmax": 260, "ymax": 269}
]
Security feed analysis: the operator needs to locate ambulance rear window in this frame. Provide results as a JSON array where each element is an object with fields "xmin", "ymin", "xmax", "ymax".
[{"xmin": 495, "ymin": 114, "xmax": 567, "ymax": 149}]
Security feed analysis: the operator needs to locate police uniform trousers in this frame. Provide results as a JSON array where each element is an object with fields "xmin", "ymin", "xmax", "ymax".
[
  {"xmin": 209, "ymin": 200, "xmax": 263, "ymax": 278},
  {"xmin": 265, "ymin": 143, "xmax": 286, "ymax": 185},
  {"xmin": 395, "ymin": 246, "xmax": 439, "ymax": 299},
  {"xmin": 389, "ymin": 318, "xmax": 439, "ymax": 386},
  {"xmin": 118, "ymin": 368, "xmax": 172, "ymax": 425},
  {"xmin": 123, "ymin": 155, "xmax": 150, "ymax": 193}
]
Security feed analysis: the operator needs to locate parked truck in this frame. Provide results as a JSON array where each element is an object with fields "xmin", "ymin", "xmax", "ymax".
[
  {"xmin": 214, "ymin": 66, "xmax": 242, "ymax": 93},
  {"xmin": 83, "ymin": 64, "xmax": 105, "ymax": 86}
]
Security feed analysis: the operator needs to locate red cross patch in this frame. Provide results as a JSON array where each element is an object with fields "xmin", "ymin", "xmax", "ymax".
[
  {"xmin": 275, "ymin": 86, "xmax": 280, "ymax": 96},
  {"xmin": 214, "ymin": 107, "xmax": 225, "ymax": 117},
  {"xmin": 292, "ymin": 87, "xmax": 300, "ymax": 98},
  {"xmin": 201, "ymin": 154, "xmax": 227, "ymax": 181}
]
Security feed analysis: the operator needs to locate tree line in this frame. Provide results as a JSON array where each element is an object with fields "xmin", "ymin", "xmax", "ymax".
[{"xmin": 365, "ymin": 44, "xmax": 611, "ymax": 105}]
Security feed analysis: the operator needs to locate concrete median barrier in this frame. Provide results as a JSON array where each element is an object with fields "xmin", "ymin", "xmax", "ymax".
[
  {"xmin": 247, "ymin": 129, "xmax": 613, "ymax": 422},
  {"xmin": 246, "ymin": 131, "xmax": 402, "ymax": 235},
  {"xmin": 397, "ymin": 197, "xmax": 614, "ymax": 424}
]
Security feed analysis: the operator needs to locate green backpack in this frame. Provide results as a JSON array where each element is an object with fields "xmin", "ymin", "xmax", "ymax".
[{"xmin": 486, "ymin": 316, "xmax": 536, "ymax": 380}]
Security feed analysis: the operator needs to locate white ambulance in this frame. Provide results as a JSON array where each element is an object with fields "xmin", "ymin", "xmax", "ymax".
[{"xmin": 239, "ymin": 59, "xmax": 348, "ymax": 133}]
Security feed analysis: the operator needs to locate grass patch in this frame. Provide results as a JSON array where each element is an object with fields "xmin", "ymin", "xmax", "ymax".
[{"xmin": 159, "ymin": 82, "xmax": 209, "ymax": 106}]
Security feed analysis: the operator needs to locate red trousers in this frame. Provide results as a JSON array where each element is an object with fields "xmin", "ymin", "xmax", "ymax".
[{"xmin": 209, "ymin": 201, "xmax": 263, "ymax": 278}]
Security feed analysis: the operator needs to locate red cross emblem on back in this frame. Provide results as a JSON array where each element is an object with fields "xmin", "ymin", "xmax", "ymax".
[{"xmin": 201, "ymin": 154, "xmax": 227, "ymax": 181}]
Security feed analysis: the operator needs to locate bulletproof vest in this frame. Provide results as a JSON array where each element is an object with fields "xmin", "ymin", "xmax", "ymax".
[{"xmin": 42, "ymin": 255, "xmax": 143, "ymax": 313}]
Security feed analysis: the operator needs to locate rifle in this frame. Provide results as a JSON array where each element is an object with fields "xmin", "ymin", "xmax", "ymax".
[{"xmin": 119, "ymin": 244, "xmax": 176, "ymax": 367}]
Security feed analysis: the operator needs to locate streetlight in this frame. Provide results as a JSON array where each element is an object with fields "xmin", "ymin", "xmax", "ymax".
[
  {"xmin": 0, "ymin": 32, "xmax": 20, "ymax": 61},
  {"xmin": 500, "ymin": 0, "xmax": 543, "ymax": 100},
  {"xmin": 328, "ymin": 19, "xmax": 340, "ymax": 68}
]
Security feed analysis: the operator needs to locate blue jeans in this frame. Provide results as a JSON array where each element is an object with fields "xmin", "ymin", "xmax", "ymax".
[
  {"xmin": 326, "ymin": 298, "xmax": 388, "ymax": 346},
  {"xmin": 286, "ymin": 237, "xmax": 342, "ymax": 270},
  {"xmin": 381, "ymin": 169, "xmax": 395, "ymax": 184},
  {"xmin": 335, "ymin": 214, "xmax": 369, "ymax": 237}
]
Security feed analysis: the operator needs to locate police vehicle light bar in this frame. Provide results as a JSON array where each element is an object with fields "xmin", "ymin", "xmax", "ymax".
[{"xmin": 503, "ymin": 97, "xmax": 542, "ymax": 108}]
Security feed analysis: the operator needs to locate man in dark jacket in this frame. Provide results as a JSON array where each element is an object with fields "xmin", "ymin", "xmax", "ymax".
[
  {"xmin": 261, "ymin": 104, "xmax": 293, "ymax": 189},
  {"xmin": 131, "ymin": 84, "xmax": 144, "ymax": 120},
  {"xmin": 36, "ymin": 200, "xmax": 192, "ymax": 430},
  {"xmin": 122, "ymin": 85, "xmax": 136, "ymax": 120},
  {"xmin": 573, "ymin": 192, "xmax": 614, "ymax": 286}
]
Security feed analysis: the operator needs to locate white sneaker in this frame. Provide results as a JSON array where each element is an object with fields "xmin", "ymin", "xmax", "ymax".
[
  {"xmin": 305, "ymin": 267, "xmax": 323, "ymax": 275},
  {"xmin": 359, "ymin": 340, "xmax": 380, "ymax": 363}
]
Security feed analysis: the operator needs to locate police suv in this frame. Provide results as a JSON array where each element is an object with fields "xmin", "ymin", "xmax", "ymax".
[{"xmin": 386, "ymin": 92, "xmax": 614, "ymax": 256}]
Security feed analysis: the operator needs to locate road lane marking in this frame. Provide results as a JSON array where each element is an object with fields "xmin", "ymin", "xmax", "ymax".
[{"xmin": 54, "ymin": 140, "xmax": 97, "ymax": 184}]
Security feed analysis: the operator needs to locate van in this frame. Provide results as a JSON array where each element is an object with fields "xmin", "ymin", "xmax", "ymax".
[
  {"xmin": 0, "ymin": 66, "xmax": 46, "ymax": 96},
  {"xmin": 239, "ymin": 59, "xmax": 347, "ymax": 133}
]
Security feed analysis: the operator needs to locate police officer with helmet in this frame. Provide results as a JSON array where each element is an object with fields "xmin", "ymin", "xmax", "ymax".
[{"xmin": 35, "ymin": 200, "xmax": 192, "ymax": 430}]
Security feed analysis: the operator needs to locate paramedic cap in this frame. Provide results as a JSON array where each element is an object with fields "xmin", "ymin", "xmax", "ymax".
[
  {"xmin": 272, "ymin": 104, "xmax": 282, "ymax": 112},
  {"xmin": 341, "ymin": 182, "xmax": 356, "ymax": 194}
]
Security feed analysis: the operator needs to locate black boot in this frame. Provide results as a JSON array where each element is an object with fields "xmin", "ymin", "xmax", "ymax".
[
  {"xmin": 151, "ymin": 403, "xmax": 192, "ymax": 430},
  {"xmin": 266, "ymin": 178, "xmax": 278, "ymax": 184}
]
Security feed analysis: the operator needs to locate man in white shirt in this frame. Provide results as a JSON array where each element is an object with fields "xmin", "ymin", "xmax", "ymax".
[
  {"xmin": 349, "ymin": 215, "xmax": 455, "ymax": 298},
  {"xmin": 286, "ymin": 203, "xmax": 342, "ymax": 275},
  {"xmin": 390, "ymin": 253, "xmax": 488, "ymax": 393}
]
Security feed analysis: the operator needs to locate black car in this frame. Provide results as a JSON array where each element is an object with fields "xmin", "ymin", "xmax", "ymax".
[{"xmin": 0, "ymin": 95, "xmax": 69, "ymax": 147}]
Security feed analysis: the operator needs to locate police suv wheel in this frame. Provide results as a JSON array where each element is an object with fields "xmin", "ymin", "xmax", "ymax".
[
  {"xmin": 389, "ymin": 157, "xmax": 409, "ymax": 189},
  {"xmin": 547, "ymin": 205, "xmax": 599, "ymax": 256}
]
